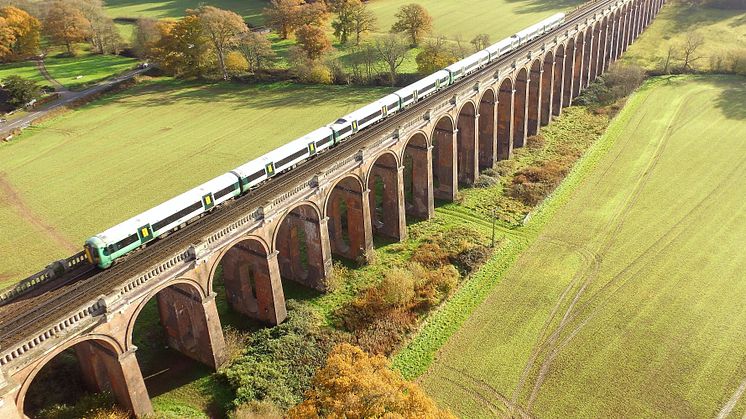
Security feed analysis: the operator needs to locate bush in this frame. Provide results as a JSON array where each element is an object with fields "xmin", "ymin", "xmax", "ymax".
[
  {"xmin": 353, "ymin": 309, "xmax": 417, "ymax": 355},
  {"xmin": 508, "ymin": 160, "xmax": 569, "ymax": 206},
  {"xmin": 231, "ymin": 400, "xmax": 283, "ymax": 419},
  {"xmin": 379, "ymin": 268, "xmax": 416, "ymax": 308},
  {"xmin": 526, "ymin": 134, "xmax": 546, "ymax": 149},
  {"xmin": 453, "ymin": 245, "xmax": 492, "ymax": 275},
  {"xmin": 2, "ymin": 75, "xmax": 42, "ymax": 108},
  {"xmin": 481, "ymin": 167, "xmax": 500, "ymax": 177},
  {"xmin": 411, "ymin": 242, "xmax": 450, "ymax": 268},
  {"xmin": 224, "ymin": 51, "xmax": 249, "ymax": 76},
  {"xmin": 36, "ymin": 393, "xmax": 127, "ymax": 419},
  {"xmin": 474, "ymin": 174, "xmax": 499, "ymax": 188}
]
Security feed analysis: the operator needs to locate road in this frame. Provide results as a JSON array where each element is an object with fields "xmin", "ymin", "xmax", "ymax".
[{"xmin": 0, "ymin": 66, "xmax": 148, "ymax": 139}]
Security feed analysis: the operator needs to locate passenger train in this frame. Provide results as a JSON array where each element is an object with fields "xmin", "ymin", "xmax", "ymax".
[{"xmin": 84, "ymin": 12, "xmax": 573, "ymax": 269}]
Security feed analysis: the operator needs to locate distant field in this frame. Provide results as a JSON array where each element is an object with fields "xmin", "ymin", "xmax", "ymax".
[
  {"xmin": 416, "ymin": 76, "xmax": 746, "ymax": 418},
  {"xmin": 0, "ymin": 61, "xmax": 46, "ymax": 85},
  {"xmin": 0, "ymin": 80, "xmax": 391, "ymax": 287},
  {"xmin": 0, "ymin": 53, "xmax": 137, "ymax": 90},
  {"xmin": 105, "ymin": 0, "xmax": 268, "ymax": 25},
  {"xmin": 623, "ymin": 4, "xmax": 746, "ymax": 70}
]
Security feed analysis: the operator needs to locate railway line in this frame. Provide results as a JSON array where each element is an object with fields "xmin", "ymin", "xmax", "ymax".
[{"xmin": 0, "ymin": 0, "xmax": 619, "ymax": 350}]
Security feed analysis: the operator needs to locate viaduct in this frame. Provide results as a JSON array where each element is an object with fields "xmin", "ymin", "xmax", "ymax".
[{"xmin": 0, "ymin": 0, "xmax": 664, "ymax": 415}]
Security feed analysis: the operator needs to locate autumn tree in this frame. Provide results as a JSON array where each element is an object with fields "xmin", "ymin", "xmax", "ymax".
[
  {"xmin": 224, "ymin": 50, "xmax": 248, "ymax": 75},
  {"xmin": 264, "ymin": 0, "xmax": 329, "ymax": 39},
  {"xmin": 331, "ymin": 0, "xmax": 375, "ymax": 45},
  {"xmin": 237, "ymin": 31, "xmax": 276, "ymax": 73},
  {"xmin": 43, "ymin": 0, "xmax": 91, "ymax": 55},
  {"xmin": 149, "ymin": 15, "xmax": 213, "ymax": 78},
  {"xmin": 350, "ymin": 2, "xmax": 376, "ymax": 45},
  {"xmin": 0, "ymin": 6, "xmax": 40, "ymax": 61},
  {"xmin": 195, "ymin": 6, "xmax": 248, "ymax": 80},
  {"xmin": 72, "ymin": 0, "xmax": 121, "ymax": 54},
  {"xmin": 416, "ymin": 35, "xmax": 458, "ymax": 74},
  {"xmin": 296, "ymin": 24, "xmax": 331, "ymax": 60},
  {"xmin": 374, "ymin": 33, "xmax": 408, "ymax": 86},
  {"xmin": 288, "ymin": 343, "xmax": 457, "ymax": 418},
  {"xmin": 132, "ymin": 17, "xmax": 159, "ymax": 58},
  {"xmin": 390, "ymin": 3, "xmax": 432, "ymax": 46},
  {"xmin": 471, "ymin": 33, "xmax": 490, "ymax": 51}
]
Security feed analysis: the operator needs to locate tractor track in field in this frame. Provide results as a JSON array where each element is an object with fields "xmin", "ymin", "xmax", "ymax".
[
  {"xmin": 716, "ymin": 378, "xmax": 745, "ymax": 418},
  {"xmin": 0, "ymin": 0, "xmax": 616, "ymax": 350},
  {"xmin": 515, "ymin": 88, "xmax": 693, "ymax": 408},
  {"xmin": 441, "ymin": 364, "xmax": 534, "ymax": 418},
  {"xmin": 521, "ymin": 92, "xmax": 744, "ymax": 407},
  {"xmin": 0, "ymin": 172, "xmax": 78, "ymax": 254},
  {"xmin": 436, "ymin": 369, "xmax": 503, "ymax": 417}
]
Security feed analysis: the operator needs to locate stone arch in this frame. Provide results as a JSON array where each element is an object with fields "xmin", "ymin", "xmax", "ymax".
[
  {"xmin": 367, "ymin": 151, "xmax": 406, "ymax": 241},
  {"xmin": 19, "ymin": 334, "xmax": 151, "ymax": 417},
  {"xmin": 402, "ymin": 131, "xmax": 433, "ymax": 220},
  {"xmin": 553, "ymin": 44, "xmax": 566, "ymax": 116},
  {"xmin": 457, "ymin": 100, "xmax": 478, "ymax": 185},
  {"xmin": 325, "ymin": 174, "xmax": 371, "ymax": 262},
  {"xmin": 527, "ymin": 59, "xmax": 543, "ymax": 137},
  {"xmin": 211, "ymin": 235, "xmax": 286, "ymax": 325},
  {"xmin": 597, "ymin": 17, "xmax": 609, "ymax": 77},
  {"xmin": 497, "ymin": 78, "xmax": 514, "ymax": 161},
  {"xmin": 126, "ymin": 278, "xmax": 225, "ymax": 374},
  {"xmin": 431, "ymin": 115, "xmax": 457, "ymax": 200},
  {"xmin": 541, "ymin": 50, "xmax": 555, "ymax": 125},
  {"xmin": 582, "ymin": 26, "xmax": 594, "ymax": 89},
  {"xmin": 624, "ymin": 3, "xmax": 634, "ymax": 51},
  {"xmin": 275, "ymin": 202, "xmax": 328, "ymax": 290},
  {"xmin": 563, "ymin": 38, "xmax": 575, "ymax": 107},
  {"xmin": 478, "ymin": 88, "xmax": 497, "ymax": 171},
  {"xmin": 590, "ymin": 21, "xmax": 602, "ymax": 83},
  {"xmin": 573, "ymin": 32, "xmax": 585, "ymax": 97},
  {"xmin": 513, "ymin": 68, "xmax": 529, "ymax": 148},
  {"xmin": 610, "ymin": 10, "xmax": 622, "ymax": 62}
]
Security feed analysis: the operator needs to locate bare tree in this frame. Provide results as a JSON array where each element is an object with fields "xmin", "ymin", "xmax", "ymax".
[
  {"xmin": 471, "ymin": 33, "xmax": 490, "ymax": 52},
  {"xmin": 374, "ymin": 34, "xmax": 408, "ymax": 86},
  {"xmin": 679, "ymin": 31, "xmax": 704, "ymax": 72},
  {"xmin": 662, "ymin": 44, "xmax": 677, "ymax": 74}
]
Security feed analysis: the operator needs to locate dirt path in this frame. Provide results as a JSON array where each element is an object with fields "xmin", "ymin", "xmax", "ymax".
[
  {"xmin": 0, "ymin": 172, "xmax": 78, "ymax": 253},
  {"xmin": 35, "ymin": 60, "xmax": 67, "ymax": 93},
  {"xmin": 717, "ymin": 378, "xmax": 746, "ymax": 419}
]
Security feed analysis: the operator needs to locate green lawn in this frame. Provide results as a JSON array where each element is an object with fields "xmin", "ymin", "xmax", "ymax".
[
  {"xmin": 105, "ymin": 0, "xmax": 268, "ymax": 26},
  {"xmin": 411, "ymin": 75, "xmax": 746, "ymax": 418},
  {"xmin": 623, "ymin": 3, "xmax": 746, "ymax": 71},
  {"xmin": 0, "ymin": 61, "xmax": 46, "ymax": 85},
  {"xmin": 0, "ymin": 80, "xmax": 391, "ymax": 288},
  {"xmin": 42, "ymin": 53, "xmax": 139, "ymax": 89}
]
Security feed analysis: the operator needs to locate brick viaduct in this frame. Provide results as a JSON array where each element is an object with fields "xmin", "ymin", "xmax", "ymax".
[{"xmin": 0, "ymin": 0, "xmax": 663, "ymax": 415}]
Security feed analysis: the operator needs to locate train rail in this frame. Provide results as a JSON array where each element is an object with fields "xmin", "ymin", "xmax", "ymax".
[{"xmin": 0, "ymin": 0, "xmax": 620, "ymax": 349}]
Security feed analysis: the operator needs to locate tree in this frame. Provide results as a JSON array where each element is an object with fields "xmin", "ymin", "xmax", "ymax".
[
  {"xmin": 679, "ymin": 30, "xmax": 705, "ymax": 72},
  {"xmin": 416, "ymin": 35, "xmax": 458, "ymax": 74},
  {"xmin": 237, "ymin": 31, "xmax": 276, "ymax": 73},
  {"xmin": 0, "ymin": 6, "xmax": 40, "ymax": 62},
  {"xmin": 350, "ymin": 2, "xmax": 376, "ymax": 45},
  {"xmin": 296, "ymin": 24, "xmax": 331, "ymax": 60},
  {"xmin": 43, "ymin": 1, "xmax": 91, "ymax": 55},
  {"xmin": 71, "ymin": 0, "xmax": 121, "ymax": 54},
  {"xmin": 471, "ymin": 33, "xmax": 490, "ymax": 52},
  {"xmin": 149, "ymin": 15, "xmax": 213, "ymax": 78},
  {"xmin": 224, "ymin": 50, "xmax": 248, "ymax": 76},
  {"xmin": 264, "ymin": 0, "xmax": 328, "ymax": 40},
  {"xmin": 2, "ymin": 75, "xmax": 41, "ymax": 107},
  {"xmin": 347, "ymin": 42, "xmax": 381, "ymax": 83},
  {"xmin": 374, "ymin": 34, "xmax": 408, "ymax": 86},
  {"xmin": 132, "ymin": 17, "xmax": 160, "ymax": 58},
  {"xmin": 661, "ymin": 44, "xmax": 677, "ymax": 74},
  {"xmin": 390, "ymin": 3, "xmax": 432, "ymax": 46},
  {"xmin": 195, "ymin": 6, "xmax": 248, "ymax": 80},
  {"xmin": 330, "ymin": 0, "xmax": 360, "ymax": 44},
  {"xmin": 288, "ymin": 343, "xmax": 457, "ymax": 418}
]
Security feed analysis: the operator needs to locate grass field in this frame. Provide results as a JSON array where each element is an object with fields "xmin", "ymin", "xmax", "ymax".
[
  {"xmin": 105, "ymin": 0, "xmax": 268, "ymax": 25},
  {"xmin": 407, "ymin": 75, "xmax": 746, "ymax": 418},
  {"xmin": 623, "ymin": 4, "xmax": 746, "ymax": 71},
  {"xmin": 0, "ymin": 80, "xmax": 391, "ymax": 288},
  {"xmin": 0, "ymin": 61, "xmax": 46, "ymax": 85},
  {"xmin": 0, "ymin": 53, "xmax": 137, "ymax": 90}
]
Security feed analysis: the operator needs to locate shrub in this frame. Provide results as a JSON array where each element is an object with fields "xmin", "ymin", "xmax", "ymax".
[
  {"xmin": 481, "ymin": 167, "xmax": 500, "ymax": 178},
  {"xmin": 353, "ymin": 309, "xmax": 417, "ymax": 355},
  {"xmin": 223, "ymin": 327, "xmax": 251, "ymax": 363},
  {"xmin": 224, "ymin": 50, "xmax": 249, "ymax": 76},
  {"xmin": 36, "ymin": 393, "xmax": 127, "ymax": 419},
  {"xmin": 411, "ymin": 263, "xmax": 459, "ymax": 309},
  {"xmin": 526, "ymin": 134, "xmax": 546, "ymax": 149},
  {"xmin": 474, "ymin": 174, "xmax": 499, "ymax": 188},
  {"xmin": 508, "ymin": 160, "xmax": 569, "ymax": 206},
  {"xmin": 231, "ymin": 400, "xmax": 283, "ymax": 419},
  {"xmin": 453, "ymin": 245, "xmax": 492, "ymax": 275},
  {"xmin": 379, "ymin": 268, "xmax": 416, "ymax": 308},
  {"xmin": 411, "ymin": 242, "xmax": 450, "ymax": 268}
]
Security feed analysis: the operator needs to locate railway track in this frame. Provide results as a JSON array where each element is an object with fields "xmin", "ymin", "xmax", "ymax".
[{"xmin": 0, "ymin": 0, "xmax": 620, "ymax": 349}]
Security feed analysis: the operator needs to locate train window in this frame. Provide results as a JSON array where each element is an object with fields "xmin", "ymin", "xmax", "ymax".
[
  {"xmin": 215, "ymin": 184, "xmax": 238, "ymax": 200},
  {"xmin": 153, "ymin": 202, "xmax": 201, "ymax": 231},
  {"xmin": 112, "ymin": 233, "xmax": 139, "ymax": 251},
  {"xmin": 335, "ymin": 118, "xmax": 347, "ymax": 124}
]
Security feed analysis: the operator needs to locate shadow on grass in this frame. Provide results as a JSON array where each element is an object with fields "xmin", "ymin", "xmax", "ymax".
[
  {"xmin": 105, "ymin": 0, "xmax": 267, "ymax": 24},
  {"xmin": 664, "ymin": 4, "xmax": 746, "ymax": 31},
  {"xmin": 710, "ymin": 75, "xmax": 746, "ymax": 120},
  {"xmin": 502, "ymin": 0, "xmax": 585, "ymax": 14}
]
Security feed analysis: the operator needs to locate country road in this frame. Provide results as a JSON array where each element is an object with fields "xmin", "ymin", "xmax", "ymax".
[{"xmin": 0, "ymin": 66, "xmax": 148, "ymax": 139}]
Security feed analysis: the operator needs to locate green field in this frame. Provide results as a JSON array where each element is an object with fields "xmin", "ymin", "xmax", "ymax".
[
  {"xmin": 411, "ymin": 75, "xmax": 746, "ymax": 418},
  {"xmin": 0, "ymin": 53, "xmax": 137, "ymax": 90},
  {"xmin": 0, "ymin": 61, "xmax": 46, "ymax": 85},
  {"xmin": 105, "ymin": 0, "xmax": 268, "ymax": 25},
  {"xmin": 0, "ymin": 80, "xmax": 390, "ymax": 287},
  {"xmin": 623, "ymin": 4, "xmax": 746, "ymax": 71}
]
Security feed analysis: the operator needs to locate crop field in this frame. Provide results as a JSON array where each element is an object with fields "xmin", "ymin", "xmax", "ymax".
[
  {"xmin": 622, "ymin": 3, "xmax": 746, "ymax": 71},
  {"xmin": 0, "ymin": 80, "xmax": 391, "ymax": 288},
  {"xmin": 410, "ymin": 75, "xmax": 746, "ymax": 418}
]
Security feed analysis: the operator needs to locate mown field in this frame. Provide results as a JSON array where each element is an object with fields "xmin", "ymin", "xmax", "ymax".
[
  {"xmin": 0, "ymin": 80, "xmax": 390, "ymax": 288},
  {"xmin": 622, "ymin": 3, "xmax": 746, "ymax": 71},
  {"xmin": 409, "ymin": 75, "xmax": 746, "ymax": 418}
]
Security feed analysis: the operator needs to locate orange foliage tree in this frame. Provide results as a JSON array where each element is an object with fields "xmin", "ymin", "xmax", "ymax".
[
  {"xmin": 288, "ymin": 343, "xmax": 456, "ymax": 418},
  {"xmin": 43, "ymin": 0, "xmax": 91, "ymax": 55},
  {"xmin": 0, "ymin": 6, "xmax": 40, "ymax": 62},
  {"xmin": 296, "ymin": 24, "xmax": 331, "ymax": 60}
]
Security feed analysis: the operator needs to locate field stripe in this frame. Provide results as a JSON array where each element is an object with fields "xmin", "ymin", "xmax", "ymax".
[{"xmin": 718, "ymin": 379, "xmax": 746, "ymax": 419}]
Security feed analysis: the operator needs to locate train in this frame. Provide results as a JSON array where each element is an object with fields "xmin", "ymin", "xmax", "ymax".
[{"xmin": 83, "ymin": 12, "xmax": 569, "ymax": 269}]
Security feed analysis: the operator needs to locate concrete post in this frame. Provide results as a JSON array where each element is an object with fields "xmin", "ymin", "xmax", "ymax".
[
  {"xmin": 584, "ymin": 33, "xmax": 594, "ymax": 88},
  {"xmin": 563, "ymin": 44, "xmax": 576, "ymax": 107}
]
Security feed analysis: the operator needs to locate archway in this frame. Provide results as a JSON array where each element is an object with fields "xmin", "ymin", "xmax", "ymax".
[
  {"xmin": 596, "ymin": 18, "xmax": 609, "ymax": 77},
  {"xmin": 582, "ymin": 27, "xmax": 594, "ymax": 89},
  {"xmin": 618, "ymin": 6, "xmax": 628, "ymax": 57},
  {"xmin": 276, "ymin": 203, "xmax": 328, "ymax": 290},
  {"xmin": 368, "ymin": 152, "xmax": 406, "ymax": 241},
  {"xmin": 563, "ymin": 39, "xmax": 575, "ymax": 107},
  {"xmin": 541, "ymin": 51, "xmax": 555, "ymax": 125},
  {"xmin": 606, "ymin": 13, "xmax": 619, "ymax": 68},
  {"xmin": 326, "ymin": 176, "xmax": 371, "ymax": 262},
  {"xmin": 497, "ymin": 78, "xmax": 513, "ymax": 161},
  {"xmin": 513, "ymin": 68, "xmax": 529, "ymax": 148},
  {"xmin": 573, "ymin": 33, "xmax": 585, "ymax": 98},
  {"xmin": 403, "ymin": 132, "xmax": 433, "ymax": 220},
  {"xmin": 553, "ymin": 45, "xmax": 566, "ymax": 116},
  {"xmin": 527, "ymin": 59, "xmax": 542, "ymax": 137},
  {"xmin": 432, "ymin": 116, "xmax": 457, "ymax": 200},
  {"xmin": 125, "ymin": 281, "xmax": 224, "ymax": 414},
  {"xmin": 589, "ymin": 22, "xmax": 601, "ymax": 83},
  {"xmin": 457, "ymin": 101, "xmax": 478, "ymax": 185},
  {"xmin": 478, "ymin": 89, "xmax": 497, "ymax": 170},
  {"xmin": 213, "ymin": 237, "xmax": 286, "ymax": 326},
  {"xmin": 21, "ymin": 337, "xmax": 150, "ymax": 417}
]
